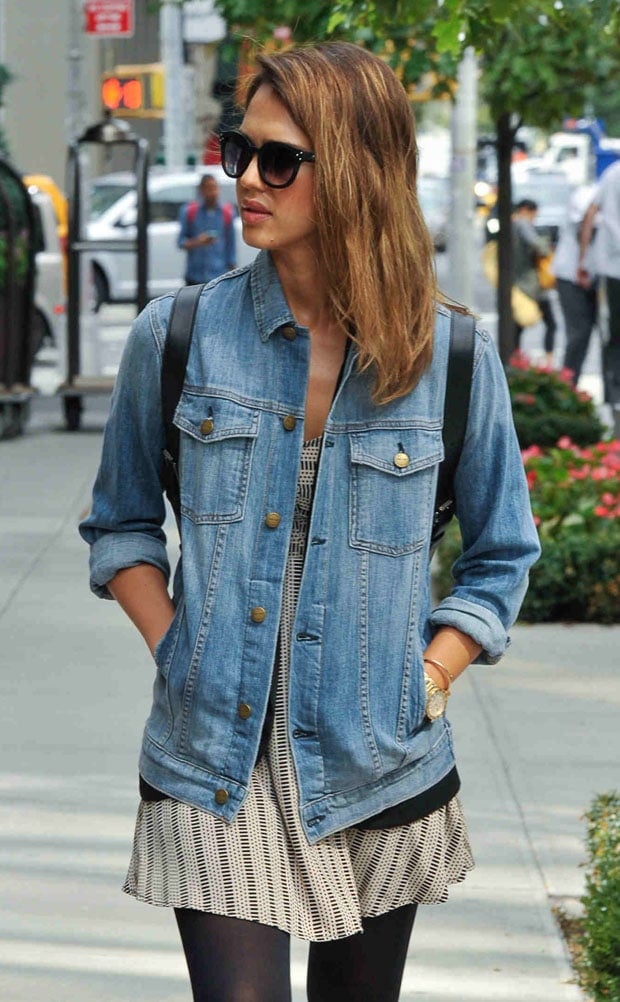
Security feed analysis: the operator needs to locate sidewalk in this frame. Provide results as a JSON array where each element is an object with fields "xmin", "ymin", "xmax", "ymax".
[{"xmin": 0, "ymin": 406, "xmax": 618, "ymax": 1001}]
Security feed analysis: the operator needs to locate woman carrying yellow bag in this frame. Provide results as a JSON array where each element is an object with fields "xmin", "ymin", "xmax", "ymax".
[
  {"xmin": 481, "ymin": 239, "xmax": 543, "ymax": 328},
  {"xmin": 512, "ymin": 200, "xmax": 556, "ymax": 364}
]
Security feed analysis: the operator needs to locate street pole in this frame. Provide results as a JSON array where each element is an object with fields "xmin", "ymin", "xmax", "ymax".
[
  {"xmin": 447, "ymin": 47, "xmax": 477, "ymax": 308},
  {"xmin": 66, "ymin": 0, "xmax": 87, "ymax": 144},
  {"xmin": 160, "ymin": 0, "xmax": 186, "ymax": 169}
]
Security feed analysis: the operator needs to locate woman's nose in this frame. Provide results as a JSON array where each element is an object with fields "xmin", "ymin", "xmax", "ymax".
[{"xmin": 238, "ymin": 153, "xmax": 263, "ymax": 190}]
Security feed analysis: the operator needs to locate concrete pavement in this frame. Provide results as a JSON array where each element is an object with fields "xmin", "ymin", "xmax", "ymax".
[{"xmin": 1, "ymin": 395, "xmax": 618, "ymax": 1001}]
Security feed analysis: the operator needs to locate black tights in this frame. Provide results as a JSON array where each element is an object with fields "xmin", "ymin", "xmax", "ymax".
[{"xmin": 175, "ymin": 902, "xmax": 418, "ymax": 1002}]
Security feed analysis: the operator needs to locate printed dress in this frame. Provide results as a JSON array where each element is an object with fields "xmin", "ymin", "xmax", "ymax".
[{"xmin": 124, "ymin": 437, "xmax": 474, "ymax": 941}]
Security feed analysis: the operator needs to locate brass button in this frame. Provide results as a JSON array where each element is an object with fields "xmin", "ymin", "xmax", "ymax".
[
  {"xmin": 265, "ymin": 511, "xmax": 281, "ymax": 529},
  {"xmin": 282, "ymin": 414, "xmax": 297, "ymax": 431},
  {"xmin": 281, "ymin": 325, "xmax": 297, "ymax": 341},
  {"xmin": 393, "ymin": 451, "xmax": 410, "ymax": 469},
  {"xmin": 251, "ymin": 606, "xmax": 266, "ymax": 623},
  {"xmin": 238, "ymin": 702, "xmax": 252, "ymax": 720},
  {"xmin": 214, "ymin": 788, "xmax": 229, "ymax": 805},
  {"xmin": 200, "ymin": 418, "xmax": 214, "ymax": 435}
]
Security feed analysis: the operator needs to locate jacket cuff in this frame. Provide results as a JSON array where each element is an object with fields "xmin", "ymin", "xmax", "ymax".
[
  {"xmin": 430, "ymin": 596, "xmax": 509, "ymax": 664},
  {"xmin": 89, "ymin": 532, "xmax": 171, "ymax": 599}
]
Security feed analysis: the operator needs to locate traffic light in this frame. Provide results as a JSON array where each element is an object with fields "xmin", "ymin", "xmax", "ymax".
[
  {"xmin": 100, "ymin": 64, "xmax": 165, "ymax": 118},
  {"xmin": 101, "ymin": 75, "xmax": 142, "ymax": 111}
]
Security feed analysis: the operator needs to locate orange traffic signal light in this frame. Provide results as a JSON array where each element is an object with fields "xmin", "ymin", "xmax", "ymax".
[
  {"xmin": 100, "ymin": 66, "xmax": 164, "ymax": 118},
  {"xmin": 101, "ymin": 75, "xmax": 143, "ymax": 111}
]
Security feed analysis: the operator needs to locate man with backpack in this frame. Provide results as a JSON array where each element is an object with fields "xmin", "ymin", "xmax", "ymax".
[{"xmin": 178, "ymin": 175, "xmax": 236, "ymax": 285}]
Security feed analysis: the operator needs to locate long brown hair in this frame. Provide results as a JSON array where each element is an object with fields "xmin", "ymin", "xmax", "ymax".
[{"xmin": 245, "ymin": 42, "xmax": 438, "ymax": 404}]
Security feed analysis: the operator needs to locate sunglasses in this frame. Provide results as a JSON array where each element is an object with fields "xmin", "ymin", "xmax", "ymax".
[{"xmin": 219, "ymin": 130, "xmax": 316, "ymax": 189}]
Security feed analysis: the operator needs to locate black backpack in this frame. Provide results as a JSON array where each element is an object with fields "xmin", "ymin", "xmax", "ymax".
[{"xmin": 161, "ymin": 284, "xmax": 474, "ymax": 549}]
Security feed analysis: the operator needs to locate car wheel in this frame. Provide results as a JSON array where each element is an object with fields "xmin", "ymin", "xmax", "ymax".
[
  {"xmin": 31, "ymin": 308, "xmax": 52, "ymax": 360},
  {"xmin": 63, "ymin": 395, "xmax": 83, "ymax": 431},
  {"xmin": 92, "ymin": 266, "xmax": 109, "ymax": 313}
]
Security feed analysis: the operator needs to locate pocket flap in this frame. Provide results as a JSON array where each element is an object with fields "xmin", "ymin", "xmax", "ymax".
[
  {"xmin": 350, "ymin": 428, "xmax": 443, "ymax": 476},
  {"xmin": 174, "ymin": 393, "xmax": 260, "ymax": 444}
]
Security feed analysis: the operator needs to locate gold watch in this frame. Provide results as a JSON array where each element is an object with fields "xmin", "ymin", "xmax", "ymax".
[{"xmin": 424, "ymin": 673, "xmax": 449, "ymax": 720}]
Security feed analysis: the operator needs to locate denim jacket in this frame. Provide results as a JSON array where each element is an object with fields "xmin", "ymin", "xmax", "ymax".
[{"xmin": 80, "ymin": 251, "xmax": 540, "ymax": 844}]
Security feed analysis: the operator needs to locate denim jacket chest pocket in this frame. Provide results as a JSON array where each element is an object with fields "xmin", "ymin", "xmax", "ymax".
[
  {"xmin": 174, "ymin": 392, "xmax": 260, "ymax": 523},
  {"xmin": 348, "ymin": 427, "xmax": 444, "ymax": 555}
]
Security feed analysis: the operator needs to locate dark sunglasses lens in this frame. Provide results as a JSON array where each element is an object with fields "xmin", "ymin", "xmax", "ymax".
[
  {"xmin": 221, "ymin": 135, "xmax": 251, "ymax": 178},
  {"xmin": 259, "ymin": 143, "xmax": 298, "ymax": 187}
]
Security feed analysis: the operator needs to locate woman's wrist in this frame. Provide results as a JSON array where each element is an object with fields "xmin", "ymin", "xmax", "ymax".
[{"xmin": 423, "ymin": 657, "xmax": 453, "ymax": 692}]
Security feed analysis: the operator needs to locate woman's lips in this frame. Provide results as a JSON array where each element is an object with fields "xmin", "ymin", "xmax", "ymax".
[{"xmin": 241, "ymin": 201, "xmax": 271, "ymax": 224}]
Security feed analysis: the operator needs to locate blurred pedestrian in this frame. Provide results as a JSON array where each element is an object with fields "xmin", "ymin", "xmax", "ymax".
[
  {"xmin": 553, "ymin": 184, "xmax": 598, "ymax": 384},
  {"xmin": 80, "ymin": 42, "xmax": 539, "ymax": 1001},
  {"xmin": 178, "ymin": 174, "xmax": 236, "ymax": 284},
  {"xmin": 512, "ymin": 199, "xmax": 556, "ymax": 365},
  {"xmin": 578, "ymin": 160, "xmax": 620, "ymax": 413}
]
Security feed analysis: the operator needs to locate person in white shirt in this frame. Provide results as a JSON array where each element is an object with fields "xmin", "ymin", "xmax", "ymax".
[
  {"xmin": 578, "ymin": 161, "xmax": 620, "ymax": 407},
  {"xmin": 553, "ymin": 184, "xmax": 598, "ymax": 384}
]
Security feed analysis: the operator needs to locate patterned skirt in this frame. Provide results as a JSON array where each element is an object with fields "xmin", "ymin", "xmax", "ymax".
[{"xmin": 124, "ymin": 438, "xmax": 474, "ymax": 942}]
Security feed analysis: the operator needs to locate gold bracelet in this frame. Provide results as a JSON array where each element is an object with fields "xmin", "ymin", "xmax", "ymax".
[{"xmin": 423, "ymin": 657, "xmax": 453, "ymax": 692}]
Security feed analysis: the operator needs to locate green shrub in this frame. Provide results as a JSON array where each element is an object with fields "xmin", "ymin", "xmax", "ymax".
[
  {"xmin": 576, "ymin": 793, "xmax": 620, "ymax": 1001},
  {"xmin": 433, "ymin": 437, "xmax": 620, "ymax": 624},
  {"xmin": 507, "ymin": 352, "xmax": 604, "ymax": 448}
]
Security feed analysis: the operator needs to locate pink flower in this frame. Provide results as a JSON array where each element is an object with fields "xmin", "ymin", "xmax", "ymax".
[
  {"xmin": 509, "ymin": 349, "xmax": 531, "ymax": 370},
  {"xmin": 602, "ymin": 492, "xmax": 617, "ymax": 506},
  {"xmin": 557, "ymin": 436, "xmax": 574, "ymax": 450},
  {"xmin": 558, "ymin": 367, "xmax": 575, "ymax": 384},
  {"xmin": 533, "ymin": 515, "xmax": 541, "ymax": 527},
  {"xmin": 592, "ymin": 466, "xmax": 610, "ymax": 481},
  {"xmin": 522, "ymin": 445, "xmax": 543, "ymax": 461},
  {"xmin": 594, "ymin": 505, "xmax": 614, "ymax": 518},
  {"xmin": 577, "ymin": 391, "xmax": 591, "ymax": 403},
  {"xmin": 526, "ymin": 470, "xmax": 538, "ymax": 489}
]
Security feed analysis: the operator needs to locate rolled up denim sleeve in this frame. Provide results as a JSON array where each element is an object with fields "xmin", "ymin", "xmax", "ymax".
[
  {"xmin": 430, "ymin": 329, "xmax": 541, "ymax": 661},
  {"xmin": 79, "ymin": 297, "xmax": 173, "ymax": 598}
]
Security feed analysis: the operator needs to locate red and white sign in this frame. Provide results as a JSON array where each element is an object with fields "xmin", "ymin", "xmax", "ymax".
[{"xmin": 84, "ymin": 0, "xmax": 134, "ymax": 38}]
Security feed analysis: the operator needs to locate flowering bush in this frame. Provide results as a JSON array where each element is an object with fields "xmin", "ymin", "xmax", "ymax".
[
  {"xmin": 519, "ymin": 437, "xmax": 620, "ymax": 622},
  {"xmin": 433, "ymin": 437, "xmax": 620, "ymax": 624},
  {"xmin": 523, "ymin": 437, "xmax": 620, "ymax": 533},
  {"xmin": 507, "ymin": 351, "xmax": 604, "ymax": 448}
]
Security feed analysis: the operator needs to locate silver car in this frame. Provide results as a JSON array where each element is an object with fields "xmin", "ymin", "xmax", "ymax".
[{"xmin": 87, "ymin": 166, "xmax": 254, "ymax": 309}]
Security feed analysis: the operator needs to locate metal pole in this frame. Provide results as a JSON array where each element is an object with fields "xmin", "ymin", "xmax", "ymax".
[
  {"xmin": 0, "ymin": 0, "xmax": 7, "ymax": 139},
  {"xmin": 160, "ymin": 0, "xmax": 186, "ymax": 169},
  {"xmin": 447, "ymin": 47, "xmax": 478, "ymax": 308},
  {"xmin": 66, "ymin": 0, "xmax": 87, "ymax": 144}
]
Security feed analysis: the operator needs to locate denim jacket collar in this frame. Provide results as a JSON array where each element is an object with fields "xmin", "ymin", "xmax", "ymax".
[{"xmin": 251, "ymin": 251, "xmax": 300, "ymax": 343}]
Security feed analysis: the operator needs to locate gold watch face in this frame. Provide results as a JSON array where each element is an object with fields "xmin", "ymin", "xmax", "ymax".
[
  {"xmin": 426, "ymin": 689, "xmax": 447, "ymax": 719},
  {"xmin": 424, "ymin": 675, "xmax": 448, "ymax": 720}
]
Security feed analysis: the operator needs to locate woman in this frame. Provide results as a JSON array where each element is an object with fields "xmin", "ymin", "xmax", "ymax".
[{"xmin": 80, "ymin": 42, "xmax": 539, "ymax": 1002}]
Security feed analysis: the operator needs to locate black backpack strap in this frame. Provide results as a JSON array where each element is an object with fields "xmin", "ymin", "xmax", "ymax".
[
  {"xmin": 431, "ymin": 310, "xmax": 476, "ymax": 548},
  {"xmin": 161, "ymin": 284, "xmax": 204, "ymax": 521}
]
